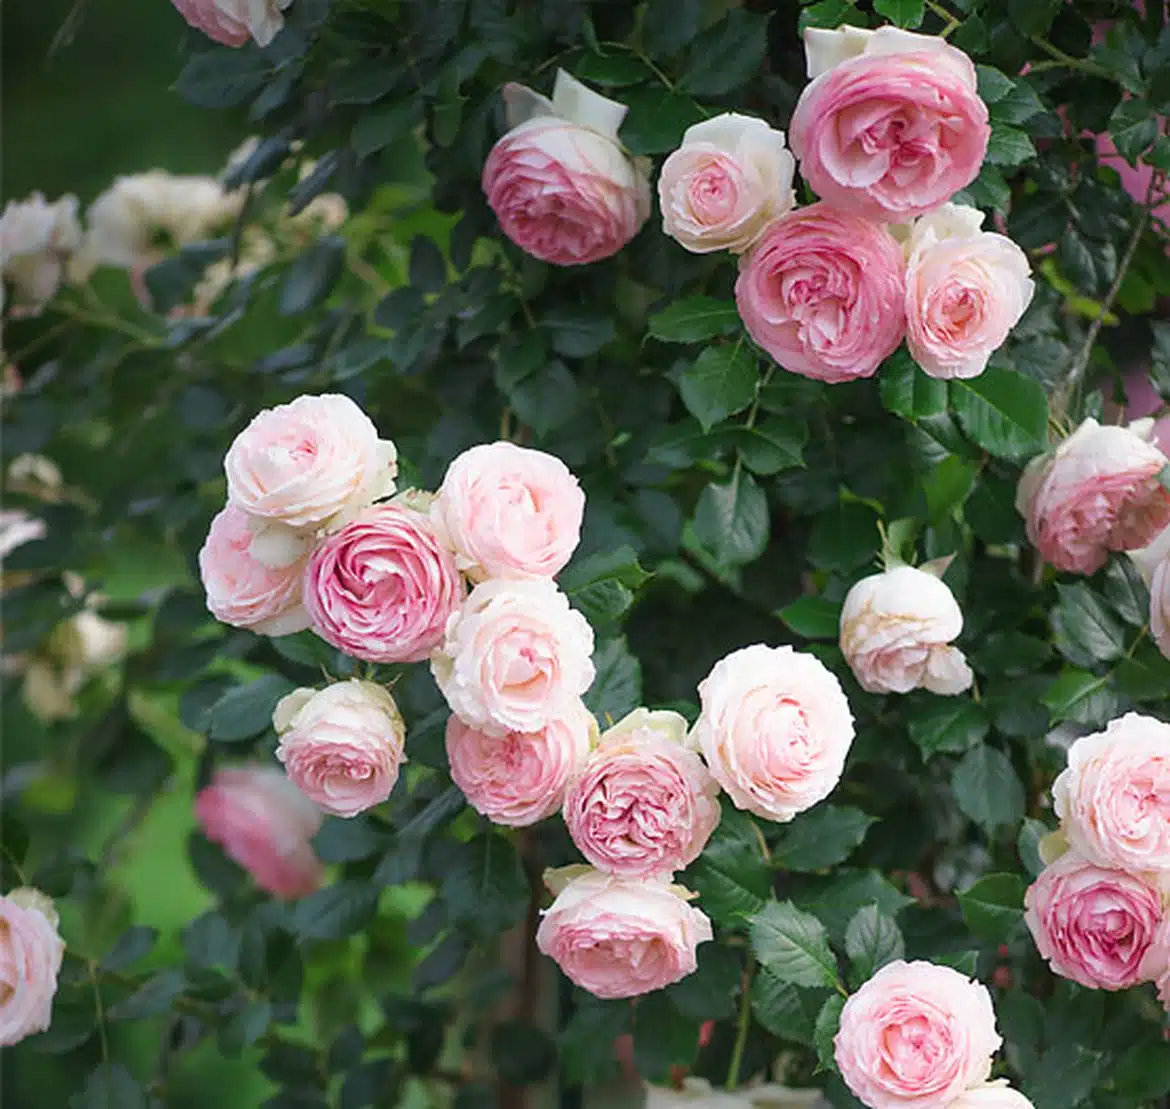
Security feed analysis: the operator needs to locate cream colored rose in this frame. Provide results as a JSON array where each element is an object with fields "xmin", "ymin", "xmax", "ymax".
[
  {"xmin": 948, "ymin": 1083, "xmax": 1036, "ymax": 1109},
  {"xmin": 0, "ymin": 193, "xmax": 81, "ymax": 313},
  {"xmin": 0, "ymin": 887, "xmax": 65, "ymax": 1046}
]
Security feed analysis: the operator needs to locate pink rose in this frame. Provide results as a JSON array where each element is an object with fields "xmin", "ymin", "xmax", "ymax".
[
  {"xmin": 482, "ymin": 69, "xmax": 650, "ymax": 266},
  {"xmin": 904, "ymin": 204, "xmax": 1035, "ymax": 380},
  {"xmin": 834, "ymin": 960, "xmax": 1001, "ymax": 1109},
  {"xmin": 431, "ymin": 578, "xmax": 595, "ymax": 736},
  {"xmin": 949, "ymin": 1083, "xmax": 1036, "ymax": 1109},
  {"xmin": 198, "ymin": 504, "xmax": 310, "ymax": 636},
  {"xmin": 693, "ymin": 644, "xmax": 854, "ymax": 823},
  {"xmin": 1051, "ymin": 712, "xmax": 1170, "ymax": 876},
  {"xmin": 0, "ymin": 888, "xmax": 64, "ymax": 1047},
  {"xmin": 274, "ymin": 680, "xmax": 406, "ymax": 818},
  {"xmin": 304, "ymin": 502, "xmax": 465, "ymax": 663},
  {"xmin": 790, "ymin": 26, "xmax": 989, "ymax": 222},
  {"xmin": 1139, "ymin": 914, "xmax": 1170, "ymax": 1011},
  {"xmin": 435, "ymin": 441, "xmax": 585, "ymax": 582},
  {"xmin": 446, "ymin": 699, "xmax": 595, "ymax": 826},
  {"xmin": 1024, "ymin": 850, "xmax": 1163, "ymax": 990},
  {"xmin": 170, "ymin": 0, "xmax": 292, "ymax": 47},
  {"xmin": 658, "ymin": 113, "xmax": 796, "ymax": 255},
  {"xmin": 1016, "ymin": 418, "xmax": 1170, "ymax": 575},
  {"xmin": 563, "ymin": 708, "xmax": 721, "ymax": 879},
  {"xmin": 840, "ymin": 563, "xmax": 972, "ymax": 696},
  {"xmin": 225, "ymin": 394, "xmax": 398, "ymax": 532},
  {"xmin": 735, "ymin": 203, "xmax": 906, "ymax": 383},
  {"xmin": 1131, "ymin": 526, "xmax": 1170, "ymax": 660},
  {"xmin": 535, "ymin": 867, "xmax": 712, "ymax": 999},
  {"xmin": 194, "ymin": 766, "xmax": 324, "ymax": 900}
]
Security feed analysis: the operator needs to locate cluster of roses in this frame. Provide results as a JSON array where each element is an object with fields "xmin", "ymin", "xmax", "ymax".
[{"xmin": 481, "ymin": 26, "xmax": 1035, "ymax": 386}]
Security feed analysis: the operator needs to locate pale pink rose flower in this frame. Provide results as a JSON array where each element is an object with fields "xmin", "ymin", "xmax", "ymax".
[
  {"xmin": 948, "ymin": 1082, "xmax": 1036, "ymax": 1109},
  {"xmin": 1024, "ymin": 850, "xmax": 1163, "ymax": 990},
  {"xmin": 1051, "ymin": 712, "xmax": 1170, "ymax": 876},
  {"xmin": 0, "ymin": 888, "xmax": 65, "ymax": 1047},
  {"xmin": 431, "ymin": 578, "xmax": 595, "ymax": 736},
  {"xmin": 790, "ymin": 26, "xmax": 989, "ymax": 222},
  {"xmin": 1139, "ymin": 914, "xmax": 1170, "ymax": 1011},
  {"xmin": 482, "ymin": 69, "xmax": 650, "ymax": 266},
  {"xmin": 692, "ymin": 644, "xmax": 854, "ymax": 823},
  {"xmin": 1129, "ymin": 525, "xmax": 1170, "ymax": 660},
  {"xmin": 735, "ymin": 203, "xmax": 906, "ymax": 383},
  {"xmin": 0, "ymin": 193, "xmax": 81, "ymax": 315},
  {"xmin": 840, "ymin": 563, "xmax": 972, "ymax": 696},
  {"xmin": 434, "ymin": 441, "xmax": 585, "ymax": 582},
  {"xmin": 305, "ymin": 502, "xmax": 465, "ymax": 663},
  {"xmin": 194, "ymin": 766, "xmax": 324, "ymax": 900},
  {"xmin": 198, "ymin": 504, "xmax": 311, "ymax": 636},
  {"xmin": 446, "ymin": 699, "xmax": 596, "ymax": 826},
  {"xmin": 658, "ymin": 113, "xmax": 796, "ymax": 255},
  {"xmin": 170, "ymin": 0, "xmax": 292, "ymax": 47},
  {"xmin": 274, "ymin": 680, "xmax": 406, "ymax": 818},
  {"xmin": 904, "ymin": 204, "xmax": 1035, "ymax": 380},
  {"xmin": 834, "ymin": 960, "xmax": 1001, "ymax": 1109},
  {"xmin": 563, "ymin": 708, "xmax": 721, "ymax": 879},
  {"xmin": 1016, "ymin": 418, "xmax": 1170, "ymax": 575},
  {"xmin": 535, "ymin": 867, "xmax": 712, "ymax": 999},
  {"xmin": 225, "ymin": 394, "xmax": 398, "ymax": 531}
]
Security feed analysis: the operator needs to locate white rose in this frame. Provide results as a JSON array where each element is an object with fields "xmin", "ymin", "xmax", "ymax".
[
  {"xmin": 0, "ymin": 193, "xmax": 81, "ymax": 313},
  {"xmin": 803, "ymin": 24, "xmax": 973, "ymax": 82},
  {"xmin": 948, "ymin": 1082, "xmax": 1036, "ymax": 1109}
]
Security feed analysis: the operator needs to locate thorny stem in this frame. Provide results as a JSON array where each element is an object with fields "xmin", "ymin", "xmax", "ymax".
[
  {"xmin": 1029, "ymin": 36, "xmax": 1115, "ymax": 80},
  {"xmin": 725, "ymin": 957, "xmax": 755, "ymax": 1091}
]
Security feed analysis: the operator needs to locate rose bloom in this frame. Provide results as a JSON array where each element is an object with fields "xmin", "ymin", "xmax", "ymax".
[
  {"xmin": 692, "ymin": 644, "xmax": 854, "ymax": 823},
  {"xmin": 0, "ymin": 888, "xmax": 65, "ymax": 1047},
  {"xmin": 1016, "ymin": 418, "xmax": 1170, "ymax": 575},
  {"xmin": 535, "ymin": 867, "xmax": 712, "ymax": 999},
  {"xmin": 1024, "ymin": 850, "xmax": 1163, "ymax": 991},
  {"xmin": 790, "ymin": 26, "xmax": 989, "ymax": 222},
  {"xmin": 0, "ymin": 192, "xmax": 81, "ymax": 314},
  {"xmin": 199, "ymin": 504, "xmax": 311, "ymax": 636},
  {"xmin": 446, "ymin": 699, "xmax": 596, "ymax": 827},
  {"xmin": 274, "ymin": 680, "xmax": 406, "ymax": 818},
  {"xmin": 834, "ymin": 960, "xmax": 1001, "ymax": 1109},
  {"xmin": 194, "ymin": 766, "xmax": 324, "ymax": 900},
  {"xmin": 482, "ymin": 68, "xmax": 650, "ymax": 265},
  {"xmin": 658, "ymin": 113, "xmax": 796, "ymax": 255},
  {"xmin": 1130, "ymin": 525, "xmax": 1170, "ymax": 661},
  {"xmin": 563, "ymin": 708, "xmax": 721, "ymax": 879},
  {"xmin": 948, "ymin": 1083, "xmax": 1036, "ymax": 1109},
  {"xmin": 224, "ymin": 394, "xmax": 398, "ymax": 531},
  {"xmin": 170, "ymin": 0, "xmax": 292, "ymax": 47},
  {"xmin": 435, "ymin": 441, "xmax": 585, "ymax": 582},
  {"xmin": 735, "ymin": 203, "xmax": 906, "ymax": 383},
  {"xmin": 1051, "ymin": 712, "xmax": 1170, "ymax": 876},
  {"xmin": 904, "ymin": 204, "xmax": 1034, "ymax": 380},
  {"xmin": 840, "ymin": 563, "xmax": 972, "ymax": 696},
  {"xmin": 431, "ymin": 578, "xmax": 595, "ymax": 736},
  {"xmin": 1140, "ymin": 915, "xmax": 1170, "ymax": 1011},
  {"xmin": 305, "ymin": 501, "xmax": 465, "ymax": 663}
]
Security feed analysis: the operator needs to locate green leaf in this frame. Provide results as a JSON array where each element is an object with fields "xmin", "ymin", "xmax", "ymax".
[
  {"xmin": 620, "ymin": 87, "xmax": 706, "ymax": 155},
  {"xmin": 649, "ymin": 297, "xmax": 741, "ymax": 343},
  {"xmin": 492, "ymin": 1020, "xmax": 557, "ymax": 1084},
  {"xmin": 585, "ymin": 637, "xmax": 642, "ymax": 728},
  {"xmin": 778, "ymin": 596, "xmax": 842, "ymax": 640},
  {"xmin": 100, "ymin": 926, "xmax": 158, "ymax": 973},
  {"xmin": 562, "ymin": 546, "xmax": 652, "ymax": 593},
  {"xmin": 71, "ymin": 1064, "xmax": 149, "ymax": 1109},
  {"xmin": 1024, "ymin": 1044, "xmax": 1102, "ymax": 1109},
  {"xmin": 813, "ymin": 995, "xmax": 846, "ymax": 1073},
  {"xmin": 175, "ymin": 49, "xmax": 270, "ymax": 109},
  {"xmin": 735, "ymin": 417, "xmax": 807, "ymax": 475},
  {"xmin": 907, "ymin": 698, "xmax": 989, "ymax": 760},
  {"xmin": 679, "ymin": 10, "xmax": 769, "ymax": 96},
  {"xmin": 873, "ymin": 0, "xmax": 924, "ymax": 28},
  {"xmin": 108, "ymin": 969, "xmax": 185, "ymax": 1021},
  {"xmin": 441, "ymin": 834, "xmax": 528, "ymax": 939},
  {"xmin": 807, "ymin": 500, "xmax": 880, "ymax": 573},
  {"xmin": 293, "ymin": 882, "xmax": 379, "ymax": 941},
  {"xmin": 774, "ymin": 806, "xmax": 877, "ymax": 873},
  {"xmin": 207, "ymin": 674, "xmax": 296, "ymax": 743},
  {"xmin": 1017, "ymin": 818, "xmax": 1048, "ymax": 879},
  {"xmin": 950, "ymin": 367, "xmax": 1049, "ymax": 461},
  {"xmin": 280, "ymin": 235, "xmax": 346, "ymax": 316},
  {"xmin": 1114, "ymin": 1042, "xmax": 1170, "ymax": 1101},
  {"xmin": 679, "ymin": 345, "xmax": 758, "ymax": 431},
  {"xmin": 880, "ymin": 350, "xmax": 948, "ymax": 420},
  {"xmin": 951, "ymin": 746, "xmax": 1025, "ymax": 835},
  {"xmin": 844, "ymin": 905, "xmax": 905, "ymax": 984},
  {"xmin": 750, "ymin": 972, "xmax": 828, "ymax": 1045},
  {"xmin": 990, "ymin": 80, "xmax": 1045, "ymax": 126},
  {"xmin": 751, "ymin": 901, "xmax": 840, "ymax": 989},
  {"xmin": 935, "ymin": 950, "xmax": 980, "ymax": 976},
  {"xmin": 219, "ymin": 999, "xmax": 273, "ymax": 1055},
  {"xmin": 502, "ymin": 360, "xmax": 583, "ymax": 437},
  {"xmin": 957, "ymin": 873, "xmax": 1026, "ymax": 943},
  {"xmin": 572, "ymin": 52, "xmax": 653, "ymax": 87},
  {"xmin": 1042, "ymin": 669, "xmax": 1119, "ymax": 727},
  {"xmin": 800, "ymin": 0, "xmax": 868, "ymax": 31},
  {"xmin": 1109, "ymin": 98, "xmax": 1158, "ymax": 165},
  {"xmin": 541, "ymin": 305, "xmax": 615, "ymax": 359},
  {"xmin": 976, "ymin": 65, "xmax": 1015, "ymax": 104},
  {"xmin": 632, "ymin": 993, "xmax": 701, "ymax": 1081},
  {"xmin": 692, "ymin": 473, "xmax": 770, "ymax": 568},
  {"xmin": 351, "ymin": 101, "xmax": 421, "ymax": 160},
  {"xmin": 792, "ymin": 870, "xmax": 914, "ymax": 943},
  {"xmin": 312, "ymin": 815, "xmax": 390, "ymax": 864},
  {"xmin": 1115, "ymin": 646, "xmax": 1170, "ymax": 702},
  {"xmin": 685, "ymin": 805, "xmax": 771, "ymax": 926},
  {"xmin": 559, "ymin": 1001, "xmax": 628, "ymax": 1086},
  {"xmin": 1103, "ymin": 557, "xmax": 1149, "ymax": 626},
  {"xmin": 1051, "ymin": 583, "xmax": 1127, "ymax": 666},
  {"xmin": 642, "ymin": 0, "xmax": 704, "ymax": 57},
  {"xmin": 984, "ymin": 124, "xmax": 1036, "ymax": 166}
]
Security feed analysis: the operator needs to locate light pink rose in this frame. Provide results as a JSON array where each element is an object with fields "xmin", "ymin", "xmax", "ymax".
[
  {"xmin": 535, "ymin": 867, "xmax": 712, "ymax": 999},
  {"xmin": 274, "ymin": 680, "xmax": 406, "ymax": 818},
  {"xmin": 1024, "ymin": 850, "xmax": 1163, "ymax": 990},
  {"xmin": 948, "ymin": 1082, "xmax": 1036, "ymax": 1109},
  {"xmin": 225, "ymin": 394, "xmax": 398, "ymax": 531},
  {"xmin": 840, "ymin": 563, "xmax": 972, "ymax": 696},
  {"xmin": 482, "ymin": 69, "xmax": 650, "ymax": 266},
  {"xmin": 434, "ymin": 441, "xmax": 585, "ymax": 582},
  {"xmin": 198, "ymin": 504, "xmax": 311, "ymax": 636},
  {"xmin": 0, "ymin": 888, "xmax": 64, "ymax": 1047},
  {"xmin": 904, "ymin": 204, "xmax": 1034, "ymax": 381},
  {"xmin": 658, "ymin": 113, "xmax": 796, "ymax": 255},
  {"xmin": 194, "ymin": 766, "xmax": 324, "ymax": 900},
  {"xmin": 1016, "ymin": 418, "xmax": 1170, "ymax": 575},
  {"xmin": 735, "ymin": 203, "xmax": 906, "ymax": 383},
  {"xmin": 790, "ymin": 26, "xmax": 990, "ymax": 222},
  {"xmin": 431, "ymin": 578, "xmax": 595, "ymax": 736},
  {"xmin": 304, "ymin": 502, "xmax": 465, "ymax": 663},
  {"xmin": 1051, "ymin": 712, "xmax": 1170, "ymax": 876},
  {"xmin": 563, "ymin": 708, "xmax": 721, "ymax": 879},
  {"xmin": 170, "ymin": 0, "xmax": 292, "ymax": 47},
  {"xmin": 692, "ymin": 644, "xmax": 854, "ymax": 823},
  {"xmin": 834, "ymin": 960, "xmax": 1001, "ymax": 1109},
  {"xmin": 1139, "ymin": 914, "xmax": 1170, "ymax": 1011},
  {"xmin": 1130, "ymin": 525, "xmax": 1170, "ymax": 660},
  {"xmin": 446, "ymin": 699, "xmax": 595, "ymax": 826}
]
